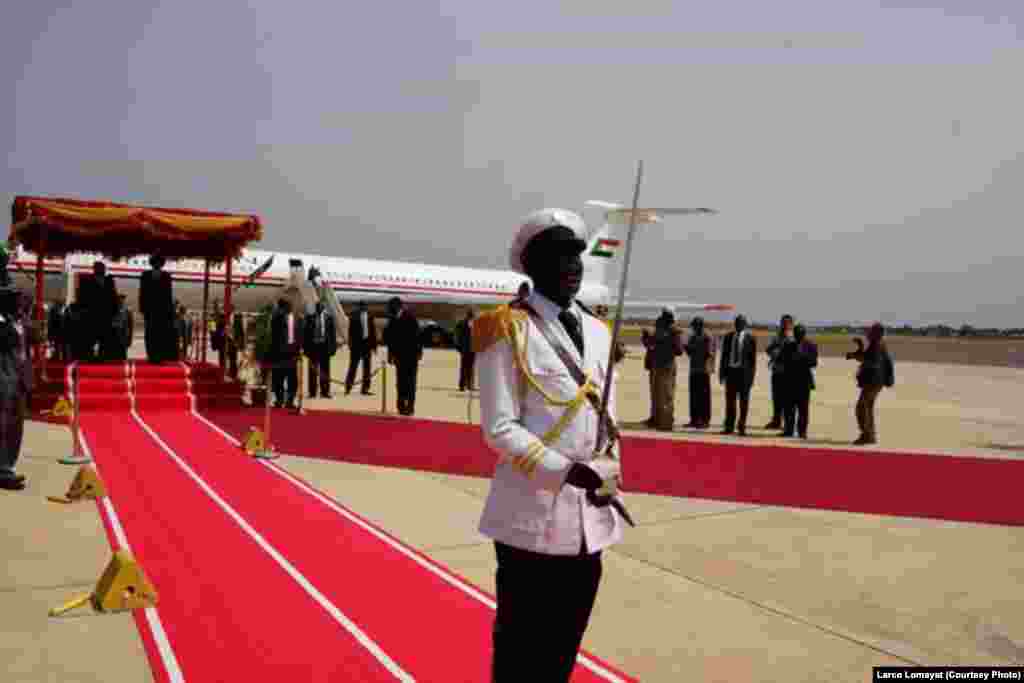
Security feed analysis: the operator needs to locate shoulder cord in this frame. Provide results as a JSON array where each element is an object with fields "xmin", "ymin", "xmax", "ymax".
[{"xmin": 504, "ymin": 314, "xmax": 602, "ymax": 477}]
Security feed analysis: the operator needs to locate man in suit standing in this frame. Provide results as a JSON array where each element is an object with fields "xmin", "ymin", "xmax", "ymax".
[
  {"xmin": 270, "ymin": 298, "xmax": 302, "ymax": 409},
  {"xmin": 47, "ymin": 302, "xmax": 66, "ymax": 362},
  {"xmin": 139, "ymin": 254, "xmax": 175, "ymax": 363},
  {"xmin": 345, "ymin": 301, "xmax": 376, "ymax": 395},
  {"xmin": 683, "ymin": 316, "xmax": 716, "ymax": 429},
  {"xmin": 455, "ymin": 309, "xmax": 476, "ymax": 391},
  {"xmin": 764, "ymin": 314, "xmax": 795, "ymax": 429},
  {"xmin": 782, "ymin": 323, "xmax": 818, "ymax": 438},
  {"xmin": 304, "ymin": 301, "xmax": 337, "ymax": 398},
  {"xmin": 719, "ymin": 314, "xmax": 757, "ymax": 435},
  {"xmin": 383, "ymin": 296, "xmax": 422, "ymax": 416},
  {"xmin": 79, "ymin": 261, "xmax": 118, "ymax": 361}
]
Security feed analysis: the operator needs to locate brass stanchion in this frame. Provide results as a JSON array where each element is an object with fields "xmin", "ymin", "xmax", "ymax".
[
  {"xmin": 380, "ymin": 354, "xmax": 387, "ymax": 414},
  {"xmin": 248, "ymin": 361, "xmax": 278, "ymax": 460},
  {"xmin": 296, "ymin": 356, "xmax": 305, "ymax": 415},
  {"xmin": 60, "ymin": 368, "xmax": 90, "ymax": 465}
]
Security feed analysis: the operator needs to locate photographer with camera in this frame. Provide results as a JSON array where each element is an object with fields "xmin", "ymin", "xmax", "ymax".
[{"xmin": 846, "ymin": 322, "xmax": 895, "ymax": 445}]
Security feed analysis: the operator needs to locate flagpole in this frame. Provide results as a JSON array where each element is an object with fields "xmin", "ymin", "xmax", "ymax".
[{"xmin": 596, "ymin": 160, "xmax": 644, "ymax": 453}]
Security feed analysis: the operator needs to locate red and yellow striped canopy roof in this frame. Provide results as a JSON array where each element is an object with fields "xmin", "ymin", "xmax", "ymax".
[{"xmin": 9, "ymin": 196, "xmax": 263, "ymax": 261}]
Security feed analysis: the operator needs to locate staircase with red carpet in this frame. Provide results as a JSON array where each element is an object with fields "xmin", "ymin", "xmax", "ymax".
[{"xmin": 31, "ymin": 361, "xmax": 244, "ymax": 416}]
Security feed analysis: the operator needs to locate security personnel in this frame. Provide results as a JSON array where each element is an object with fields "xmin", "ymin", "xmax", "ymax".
[
  {"xmin": 474, "ymin": 208, "xmax": 626, "ymax": 682},
  {"xmin": 455, "ymin": 309, "xmax": 476, "ymax": 391},
  {"xmin": 383, "ymin": 296, "xmax": 422, "ymax": 415}
]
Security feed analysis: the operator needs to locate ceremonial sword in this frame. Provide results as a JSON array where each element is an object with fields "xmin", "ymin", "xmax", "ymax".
[{"xmin": 592, "ymin": 161, "xmax": 718, "ymax": 527}]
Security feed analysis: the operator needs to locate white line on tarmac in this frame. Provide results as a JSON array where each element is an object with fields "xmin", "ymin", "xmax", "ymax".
[
  {"xmin": 188, "ymin": 407, "xmax": 629, "ymax": 683},
  {"xmin": 129, "ymin": 405, "xmax": 414, "ymax": 682},
  {"xmin": 78, "ymin": 428, "xmax": 186, "ymax": 683}
]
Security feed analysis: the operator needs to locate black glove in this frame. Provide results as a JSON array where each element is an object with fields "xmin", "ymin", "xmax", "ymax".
[{"xmin": 564, "ymin": 462, "xmax": 603, "ymax": 491}]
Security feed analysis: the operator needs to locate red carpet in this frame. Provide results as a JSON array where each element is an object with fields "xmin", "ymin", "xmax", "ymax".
[
  {"xmin": 200, "ymin": 407, "xmax": 1024, "ymax": 527},
  {"xmin": 73, "ymin": 362, "xmax": 637, "ymax": 682}
]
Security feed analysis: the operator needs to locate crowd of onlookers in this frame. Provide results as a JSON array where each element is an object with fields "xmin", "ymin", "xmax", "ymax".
[{"xmin": 639, "ymin": 310, "xmax": 895, "ymax": 445}]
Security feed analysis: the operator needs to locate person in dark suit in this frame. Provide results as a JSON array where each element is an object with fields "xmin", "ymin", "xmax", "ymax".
[
  {"xmin": 345, "ymin": 301, "xmax": 377, "ymax": 395},
  {"xmin": 304, "ymin": 301, "xmax": 337, "ymax": 398},
  {"xmin": 270, "ymin": 298, "xmax": 302, "ymax": 408},
  {"xmin": 78, "ymin": 261, "xmax": 118, "ymax": 361},
  {"xmin": 455, "ymin": 309, "xmax": 476, "ymax": 391},
  {"xmin": 0, "ymin": 287, "xmax": 41, "ymax": 490},
  {"xmin": 683, "ymin": 316, "xmax": 716, "ymax": 429},
  {"xmin": 47, "ymin": 303, "xmax": 67, "ymax": 362},
  {"xmin": 719, "ymin": 314, "xmax": 757, "ymax": 435},
  {"xmin": 781, "ymin": 324, "xmax": 818, "ymax": 438},
  {"xmin": 764, "ymin": 314, "xmax": 795, "ymax": 429},
  {"xmin": 383, "ymin": 296, "xmax": 422, "ymax": 416},
  {"xmin": 139, "ymin": 254, "xmax": 175, "ymax": 363}
]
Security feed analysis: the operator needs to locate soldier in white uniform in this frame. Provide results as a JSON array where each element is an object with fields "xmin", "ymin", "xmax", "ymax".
[{"xmin": 474, "ymin": 208, "xmax": 629, "ymax": 682}]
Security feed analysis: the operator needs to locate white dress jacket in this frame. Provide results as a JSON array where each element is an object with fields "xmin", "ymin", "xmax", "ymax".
[{"xmin": 476, "ymin": 292, "xmax": 624, "ymax": 556}]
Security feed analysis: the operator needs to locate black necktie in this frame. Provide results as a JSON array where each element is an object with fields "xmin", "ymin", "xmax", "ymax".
[{"xmin": 559, "ymin": 310, "xmax": 584, "ymax": 356}]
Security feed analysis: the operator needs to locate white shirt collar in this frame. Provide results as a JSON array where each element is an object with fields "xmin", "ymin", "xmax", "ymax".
[{"xmin": 527, "ymin": 291, "xmax": 580, "ymax": 324}]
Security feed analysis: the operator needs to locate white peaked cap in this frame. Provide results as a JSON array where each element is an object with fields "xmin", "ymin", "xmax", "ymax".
[{"xmin": 509, "ymin": 208, "xmax": 588, "ymax": 274}]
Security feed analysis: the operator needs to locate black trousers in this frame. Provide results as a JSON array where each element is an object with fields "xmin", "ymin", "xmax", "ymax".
[
  {"xmin": 724, "ymin": 368, "xmax": 752, "ymax": 432},
  {"xmin": 272, "ymin": 358, "xmax": 298, "ymax": 406},
  {"xmin": 688, "ymin": 372, "xmax": 712, "ymax": 425},
  {"xmin": 783, "ymin": 382, "xmax": 811, "ymax": 437},
  {"xmin": 144, "ymin": 314, "xmax": 175, "ymax": 363},
  {"xmin": 307, "ymin": 349, "xmax": 332, "ymax": 396},
  {"xmin": 345, "ymin": 348, "xmax": 373, "ymax": 393},
  {"xmin": 458, "ymin": 351, "xmax": 475, "ymax": 390},
  {"xmin": 395, "ymin": 359, "xmax": 419, "ymax": 415},
  {"xmin": 491, "ymin": 542, "xmax": 603, "ymax": 683},
  {"xmin": 769, "ymin": 372, "xmax": 786, "ymax": 424}
]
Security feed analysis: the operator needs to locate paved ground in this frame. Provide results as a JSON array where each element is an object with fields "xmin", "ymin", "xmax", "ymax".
[{"xmin": 3, "ymin": 345, "xmax": 1023, "ymax": 681}]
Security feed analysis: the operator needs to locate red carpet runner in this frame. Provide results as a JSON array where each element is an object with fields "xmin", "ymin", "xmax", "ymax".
[
  {"xmin": 200, "ymin": 407, "xmax": 1024, "ymax": 527},
  {"xmin": 75, "ymin": 362, "xmax": 635, "ymax": 682}
]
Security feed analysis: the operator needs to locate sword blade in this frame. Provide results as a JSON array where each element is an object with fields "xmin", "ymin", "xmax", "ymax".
[{"xmin": 596, "ymin": 160, "xmax": 644, "ymax": 453}]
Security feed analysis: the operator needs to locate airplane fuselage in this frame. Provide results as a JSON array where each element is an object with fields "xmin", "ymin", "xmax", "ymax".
[{"xmin": 9, "ymin": 247, "xmax": 611, "ymax": 321}]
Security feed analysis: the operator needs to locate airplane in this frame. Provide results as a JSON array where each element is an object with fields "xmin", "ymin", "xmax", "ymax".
[{"xmin": 7, "ymin": 201, "xmax": 733, "ymax": 324}]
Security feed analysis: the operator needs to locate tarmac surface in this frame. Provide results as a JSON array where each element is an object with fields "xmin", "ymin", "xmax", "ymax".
[{"xmin": 4, "ymin": 343, "xmax": 1024, "ymax": 682}]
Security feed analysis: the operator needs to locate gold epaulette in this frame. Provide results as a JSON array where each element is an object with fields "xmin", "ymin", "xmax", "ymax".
[{"xmin": 472, "ymin": 305, "xmax": 527, "ymax": 353}]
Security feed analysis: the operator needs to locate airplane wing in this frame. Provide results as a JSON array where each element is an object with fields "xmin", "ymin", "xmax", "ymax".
[{"xmin": 619, "ymin": 299, "xmax": 735, "ymax": 318}]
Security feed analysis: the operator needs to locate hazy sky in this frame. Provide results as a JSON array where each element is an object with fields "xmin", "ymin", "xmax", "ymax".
[{"xmin": 4, "ymin": 1, "xmax": 1022, "ymax": 326}]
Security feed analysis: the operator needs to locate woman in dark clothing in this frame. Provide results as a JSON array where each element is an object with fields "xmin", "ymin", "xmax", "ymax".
[{"xmin": 846, "ymin": 322, "xmax": 895, "ymax": 445}]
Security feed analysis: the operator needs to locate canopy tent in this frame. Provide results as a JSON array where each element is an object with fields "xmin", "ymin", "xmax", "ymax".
[
  {"xmin": 8, "ymin": 195, "xmax": 264, "ymax": 369},
  {"xmin": 10, "ymin": 196, "xmax": 262, "ymax": 260}
]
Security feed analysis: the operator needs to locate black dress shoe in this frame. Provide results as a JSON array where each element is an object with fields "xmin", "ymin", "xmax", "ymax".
[
  {"xmin": 0, "ymin": 477, "xmax": 26, "ymax": 491},
  {"xmin": 720, "ymin": 428, "xmax": 734, "ymax": 435},
  {"xmin": 321, "ymin": 393, "xmax": 333, "ymax": 399},
  {"xmin": 737, "ymin": 428, "xmax": 747, "ymax": 436},
  {"xmin": 764, "ymin": 421, "xmax": 781, "ymax": 430},
  {"xmin": 360, "ymin": 391, "xmax": 373, "ymax": 396}
]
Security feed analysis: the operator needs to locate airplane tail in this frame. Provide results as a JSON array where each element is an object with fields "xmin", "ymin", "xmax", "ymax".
[
  {"xmin": 580, "ymin": 216, "xmax": 629, "ymax": 304},
  {"xmin": 580, "ymin": 201, "xmax": 729, "ymax": 315}
]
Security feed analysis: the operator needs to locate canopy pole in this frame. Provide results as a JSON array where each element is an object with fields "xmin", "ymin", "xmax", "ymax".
[
  {"xmin": 34, "ymin": 249, "xmax": 45, "ymax": 364},
  {"xmin": 223, "ymin": 254, "xmax": 233, "ymax": 378},
  {"xmin": 201, "ymin": 260, "xmax": 210, "ymax": 364}
]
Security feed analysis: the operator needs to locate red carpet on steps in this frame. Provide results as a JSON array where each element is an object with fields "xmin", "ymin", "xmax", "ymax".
[
  {"xmin": 200, "ymin": 407, "xmax": 1024, "ymax": 527},
  {"xmin": 75, "ymin": 362, "xmax": 636, "ymax": 682}
]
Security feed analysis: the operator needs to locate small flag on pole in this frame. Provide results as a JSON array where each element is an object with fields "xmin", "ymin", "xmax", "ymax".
[{"xmin": 590, "ymin": 238, "xmax": 621, "ymax": 258}]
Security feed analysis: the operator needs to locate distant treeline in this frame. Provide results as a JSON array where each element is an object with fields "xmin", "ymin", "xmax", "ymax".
[{"xmin": 621, "ymin": 318, "xmax": 1024, "ymax": 339}]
